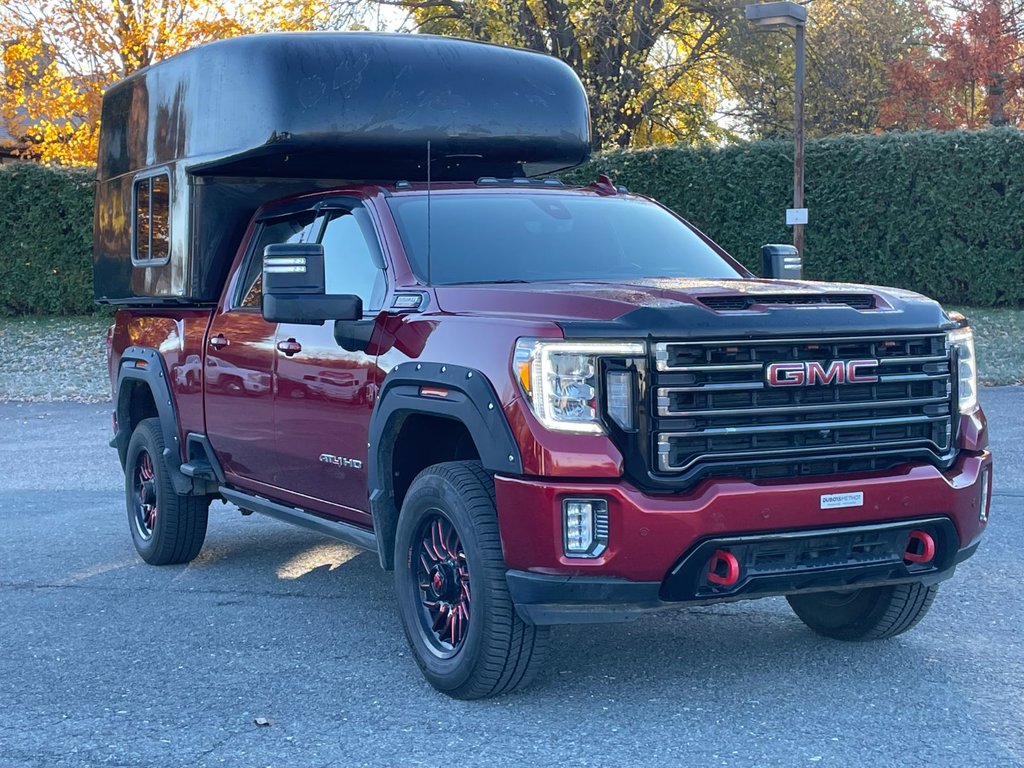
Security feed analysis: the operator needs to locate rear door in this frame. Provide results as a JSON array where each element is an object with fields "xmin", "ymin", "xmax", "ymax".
[
  {"xmin": 204, "ymin": 209, "xmax": 320, "ymax": 483},
  {"xmin": 273, "ymin": 199, "xmax": 388, "ymax": 523}
]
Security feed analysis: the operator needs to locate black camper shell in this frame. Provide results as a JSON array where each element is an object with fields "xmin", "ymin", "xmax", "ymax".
[{"xmin": 93, "ymin": 32, "xmax": 591, "ymax": 305}]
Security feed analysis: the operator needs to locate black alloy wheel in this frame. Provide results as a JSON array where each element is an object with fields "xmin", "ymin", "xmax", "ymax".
[
  {"xmin": 124, "ymin": 418, "xmax": 211, "ymax": 565},
  {"xmin": 394, "ymin": 461, "xmax": 548, "ymax": 699}
]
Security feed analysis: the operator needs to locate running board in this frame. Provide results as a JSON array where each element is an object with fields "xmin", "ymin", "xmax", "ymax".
[{"xmin": 219, "ymin": 488, "xmax": 378, "ymax": 551}]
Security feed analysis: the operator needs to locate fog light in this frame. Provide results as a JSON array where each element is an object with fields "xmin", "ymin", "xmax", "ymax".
[
  {"xmin": 562, "ymin": 499, "xmax": 609, "ymax": 558},
  {"xmin": 980, "ymin": 468, "xmax": 991, "ymax": 522}
]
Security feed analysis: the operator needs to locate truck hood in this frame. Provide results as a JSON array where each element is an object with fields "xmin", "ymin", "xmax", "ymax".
[{"xmin": 432, "ymin": 277, "xmax": 955, "ymax": 339}]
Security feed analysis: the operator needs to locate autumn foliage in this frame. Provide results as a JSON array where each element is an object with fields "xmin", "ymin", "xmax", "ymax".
[
  {"xmin": 381, "ymin": 0, "xmax": 734, "ymax": 149},
  {"xmin": 1, "ymin": 0, "xmax": 329, "ymax": 166},
  {"xmin": 881, "ymin": 0, "xmax": 1024, "ymax": 129}
]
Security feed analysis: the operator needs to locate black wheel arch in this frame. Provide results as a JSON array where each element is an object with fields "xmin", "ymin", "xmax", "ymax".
[
  {"xmin": 368, "ymin": 362, "xmax": 522, "ymax": 570},
  {"xmin": 113, "ymin": 346, "xmax": 194, "ymax": 496}
]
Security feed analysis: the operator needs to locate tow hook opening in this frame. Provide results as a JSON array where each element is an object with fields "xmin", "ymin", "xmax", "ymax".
[
  {"xmin": 707, "ymin": 549, "xmax": 741, "ymax": 587},
  {"xmin": 904, "ymin": 530, "xmax": 936, "ymax": 565}
]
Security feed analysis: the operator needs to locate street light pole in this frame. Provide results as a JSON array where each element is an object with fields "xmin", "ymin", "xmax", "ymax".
[
  {"xmin": 744, "ymin": 1, "xmax": 808, "ymax": 258},
  {"xmin": 793, "ymin": 20, "xmax": 805, "ymax": 258}
]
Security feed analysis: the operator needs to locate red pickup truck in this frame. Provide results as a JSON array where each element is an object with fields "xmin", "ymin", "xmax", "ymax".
[{"xmin": 96, "ymin": 33, "xmax": 992, "ymax": 699}]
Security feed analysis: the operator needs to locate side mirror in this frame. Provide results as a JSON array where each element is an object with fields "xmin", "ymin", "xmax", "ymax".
[
  {"xmin": 761, "ymin": 244, "xmax": 802, "ymax": 280},
  {"xmin": 261, "ymin": 243, "xmax": 362, "ymax": 324}
]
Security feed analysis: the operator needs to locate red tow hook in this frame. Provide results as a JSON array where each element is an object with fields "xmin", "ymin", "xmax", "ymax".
[
  {"xmin": 707, "ymin": 549, "xmax": 741, "ymax": 587},
  {"xmin": 904, "ymin": 530, "xmax": 936, "ymax": 564}
]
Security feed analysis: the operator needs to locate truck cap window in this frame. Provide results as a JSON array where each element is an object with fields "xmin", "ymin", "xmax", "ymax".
[
  {"xmin": 387, "ymin": 193, "xmax": 743, "ymax": 284},
  {"xmin": 132, "ymin": 173, "xmax": 170, "ymax": 264}
]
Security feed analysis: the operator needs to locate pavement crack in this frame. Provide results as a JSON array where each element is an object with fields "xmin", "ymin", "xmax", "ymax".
[{"xmin": 192, "ymin": 725, "xmax": 253, "ymax": 763}]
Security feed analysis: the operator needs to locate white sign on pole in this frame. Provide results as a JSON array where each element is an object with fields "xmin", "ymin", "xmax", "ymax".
[{"xmin": 786, "ymin": 208, "xmax": 809, "ymax": 226}]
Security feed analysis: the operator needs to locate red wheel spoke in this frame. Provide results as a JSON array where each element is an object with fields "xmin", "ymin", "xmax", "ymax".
[
  {"xmin": 422, "ymin": 539, "xmax": 440, "ymax": 563},
  {"xmin": 434, "ymin": 519, "xmax": 448, "ymax": 558},
  {"xmin": 429, "ymin": 522, "xmax": 444, "ymax": 560}
]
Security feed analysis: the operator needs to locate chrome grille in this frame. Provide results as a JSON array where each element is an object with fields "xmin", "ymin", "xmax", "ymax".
[{"xmin": 651, "ymin": 334, "xmax": 953, "ymax": 478}]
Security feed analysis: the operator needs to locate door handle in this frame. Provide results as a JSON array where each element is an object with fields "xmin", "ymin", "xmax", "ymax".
[
  {"xmin": 277, "ymin": 339, "xmax": 302, "ymax": 357},
  {"xmin": 209, "ymin": 334, "xmax": 229, "ymax": 350}
]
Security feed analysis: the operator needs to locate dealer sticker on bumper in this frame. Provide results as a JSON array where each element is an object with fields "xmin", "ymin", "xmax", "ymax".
[{"xmin": 820, "ymin": 491, "xmax": 864, "ymax": 510}]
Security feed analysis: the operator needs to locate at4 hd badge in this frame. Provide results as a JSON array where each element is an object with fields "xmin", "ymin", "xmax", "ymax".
[
  {"xmin": 820, "ymin": 492, "xmax": 864, "ymax": 510},
  {"xmin": 319, "ymin": 453, "xmax": 363, "ymax": 470}
]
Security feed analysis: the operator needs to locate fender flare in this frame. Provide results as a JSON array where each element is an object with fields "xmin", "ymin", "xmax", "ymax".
[
  {"xmin": 113, "ymin": 345, "xmax": 194, "ymax": 496},
  {"xmin": 367, "ymin": 361, "xmax": 522, "ymax": 569}
]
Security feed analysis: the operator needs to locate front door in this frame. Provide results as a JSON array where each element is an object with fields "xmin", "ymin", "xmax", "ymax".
[{"xmin": 273, "ymin": 201, "xmax": 388, "ymax": 524}]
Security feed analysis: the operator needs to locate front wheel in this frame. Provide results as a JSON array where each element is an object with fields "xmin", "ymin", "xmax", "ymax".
[
  {"xmin": 394, "ymin": 461, "xmax": 548, "ymax": 699},
  {"xmin": 125, "ymin": 418, "xmax": 210, "ymax": 565},
  {"xmin": 786, "ymin": 583, "xmax": 939, "ymax": 641}
]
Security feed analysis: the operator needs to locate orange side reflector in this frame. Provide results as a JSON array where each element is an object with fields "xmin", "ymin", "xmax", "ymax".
[
  {"xmin": 135, "ymin": 360, "xmax": 148, "ymax": 369},
  {"xmin": 517, "ymin": 361, "xmax": 532, "ymax": 394},
  {"xmin": 419, "ymin": 386, "xmax": 449, "ymax": 399}
]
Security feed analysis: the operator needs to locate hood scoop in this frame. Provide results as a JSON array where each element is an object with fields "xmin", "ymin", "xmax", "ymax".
[{"xmin": 699, "ymin": 293, "xmax": 877, "ymax": 312}]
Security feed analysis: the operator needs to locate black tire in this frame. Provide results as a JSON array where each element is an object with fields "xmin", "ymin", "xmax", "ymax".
[
  {"xmin": 394, "ymin": 461, "xmax": 549, "ymax": 699},
  {"xmin": 125, "ymin": 417, "xmax": 210, "ymax": 565},
  {"xmin": 786, "ymin": 583, "xmax": 939, "ymax": 641}
]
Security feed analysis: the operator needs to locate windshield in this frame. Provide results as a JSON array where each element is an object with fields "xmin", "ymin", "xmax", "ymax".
[{"xmin": 386, "ymin": 192, "xmax": 743, "ymax": 284}]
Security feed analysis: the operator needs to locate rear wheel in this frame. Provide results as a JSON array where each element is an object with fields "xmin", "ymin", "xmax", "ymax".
[
  {"xmin": 394, "ymin": 461, "xmax": 548, "ymax": 699},
  {"xmin": 125, "ymin": 418, "xmax": 210, "ymax": 565},
  {"xmin": 786, "ymin": 583, "xmax": 938, "ymax": 641}
]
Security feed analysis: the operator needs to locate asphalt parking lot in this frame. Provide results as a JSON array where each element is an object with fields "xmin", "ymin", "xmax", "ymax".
[{"xmin": 1, "ymin": 389, "xmax": 1021, "ymax": 768}]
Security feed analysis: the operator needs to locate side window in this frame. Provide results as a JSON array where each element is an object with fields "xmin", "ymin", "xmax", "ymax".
[
  {"xmin": 132, "ymin": 173, "xmax": 170, "ymax": 264},
  {"xmin": 236, "ymin": 211, "xmax": 321, "ymax": 309},
  {"xmin": 320, "ymin": 206, "xmax": 386, "ymax": 312}
]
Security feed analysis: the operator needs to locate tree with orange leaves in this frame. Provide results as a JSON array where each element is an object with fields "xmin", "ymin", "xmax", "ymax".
[
  {"xmin": 1, "ymin": 0, "xmax": 331, "ymax": 166},
  {"xmin": 880, "ymin": 0, "xmax": 1024, "ymax": 130}
]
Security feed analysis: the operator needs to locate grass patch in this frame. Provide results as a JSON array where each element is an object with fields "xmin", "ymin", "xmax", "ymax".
[
  {"xmin": 0, "ymin": 315, "xmax": 111, "ymax": 402},
  {"xmin": 956, "ymin": 308, "xmax": 1024, "ymax": 386},
  {"xmin": 0, "ymin": 309, "xmax": 1020, "ymax": 403}
]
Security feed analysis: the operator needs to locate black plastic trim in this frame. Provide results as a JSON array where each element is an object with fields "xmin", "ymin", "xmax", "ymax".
[
  {"xmin": 113, "ymin": 346, "xmax": 193, "ymax": 495},
  {"xmin": 506, "ymin": 519, "xmax": 981, "ymax": 625},
  {"xmin": 660, "ymin": 517, "xmax": 960, "ymax": 602},
  {"xmin": 184, "ymin": 433, "xmax": 226, "ymax": 484},
  {"xmin": 367, "ymin": 362, "xmax": 522, "ymax": 570},
  {"xmin": 558, "ymin": 302, "xmax": 958, "ymax": 340},
  {"xmin": 220, "ymin": 487, "xmax": 377, "ymax": 551},
  {"xmin": 505, "ymin": 570, "xmax": 663, "ymax": 625}
]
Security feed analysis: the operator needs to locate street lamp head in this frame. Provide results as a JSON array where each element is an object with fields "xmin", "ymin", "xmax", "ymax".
[{"xmin": 744, "ymin": 1, "xmax": 807, "ymax": 29}]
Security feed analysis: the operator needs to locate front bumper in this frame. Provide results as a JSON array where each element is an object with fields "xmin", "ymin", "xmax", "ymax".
[{"xmin": 496, "ymin": 451, "xmax": 992, "ymax": 625}]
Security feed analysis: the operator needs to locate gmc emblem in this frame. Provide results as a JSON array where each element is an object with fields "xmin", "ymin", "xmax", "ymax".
[{"xmin": 765, "ymin": 359, "xmax": 879, "ymax": 387}]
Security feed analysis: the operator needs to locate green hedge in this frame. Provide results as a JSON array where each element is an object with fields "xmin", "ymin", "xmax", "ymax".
[
  {"xmin": 0, "ymin": 163, "xmax": 95, "ymax": 316},
  {"xmin": 3, "ymin": 130, "xmax": 1022, "ymax": 314},
  {"xmin": 566, "ymin": 128, "xmax": 1024, "ymax": 307}
]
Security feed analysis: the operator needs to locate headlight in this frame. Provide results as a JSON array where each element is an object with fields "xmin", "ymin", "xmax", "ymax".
[
  {"xmin": 947, "ymin": 326, "xmax": 978, "ymax": 414},
  {"xmin": 513, "ymin": 339, "xmax": 645, "ymax": 433}
]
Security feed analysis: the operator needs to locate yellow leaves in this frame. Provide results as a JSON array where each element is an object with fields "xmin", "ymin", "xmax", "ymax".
[{"xmin": 1, "ymin": 0, "xmax": 330, "ymax": 166}]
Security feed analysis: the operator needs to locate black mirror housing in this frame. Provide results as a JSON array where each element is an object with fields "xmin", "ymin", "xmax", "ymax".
[
  {"xmin": 261, "ymin": 242, "xmax": 362, "ymax": 324},
  {"xmin": 263, "ymin": 294, "xmax": 362, "ymax": 325},
  {"xmin": 263, "ymin": 243, "xmax": 325, "ymax": 294},
  {"xmin": 761, "ymin": 244, "xmax": 803, "ymax": 280}
]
